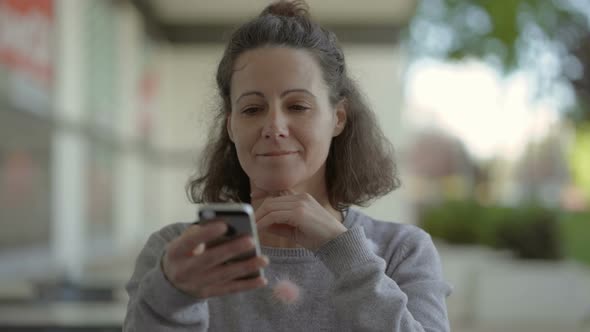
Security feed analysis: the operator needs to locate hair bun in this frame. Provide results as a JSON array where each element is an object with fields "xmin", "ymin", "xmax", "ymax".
[{"xmin": 260, "ymin": 0, "xmax": 310, "ymax": 18}]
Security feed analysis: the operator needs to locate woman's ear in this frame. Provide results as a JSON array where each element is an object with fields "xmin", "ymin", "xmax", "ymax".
[
  {"xmin": 333, "ymin": 99, "xmax": 347, "ymax": 137},
  {"xmin": 226, "ymin": 114, "xmax": 234, "ymax": 142}
]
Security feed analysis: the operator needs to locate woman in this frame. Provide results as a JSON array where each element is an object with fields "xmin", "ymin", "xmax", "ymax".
[{"xmin": 124, "ymin": 1, "xmax": 451, "ymax": 331}]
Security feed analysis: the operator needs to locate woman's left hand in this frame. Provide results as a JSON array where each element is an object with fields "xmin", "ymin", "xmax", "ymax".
[{"xmin": 253, "ymin": 189, "xmax": 347, "ymax": 251}]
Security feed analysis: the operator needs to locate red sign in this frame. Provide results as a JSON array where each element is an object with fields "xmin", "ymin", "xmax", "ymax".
[{"xmin": 0, "ymin": 0, "xmax": 54, "ymax": 85}]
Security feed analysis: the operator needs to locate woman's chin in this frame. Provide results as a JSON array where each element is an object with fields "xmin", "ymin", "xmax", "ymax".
[{"xmin": 253, "ymin": 176, "xmax": 299, "ymax": 193}]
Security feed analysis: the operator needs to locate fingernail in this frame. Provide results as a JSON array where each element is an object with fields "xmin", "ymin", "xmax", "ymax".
[
  {"xmin": 192, "ymin": 243, "xmax": 205, "ymax": 256},
  {"xmin": 219, "ymin": 223, "xmax": 228, "ymax": 232}
]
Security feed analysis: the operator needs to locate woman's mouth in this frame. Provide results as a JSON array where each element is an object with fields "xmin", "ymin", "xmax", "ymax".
[{"xmin": 258, "ymin": 151, "xmax": 298, "ymax": 157}]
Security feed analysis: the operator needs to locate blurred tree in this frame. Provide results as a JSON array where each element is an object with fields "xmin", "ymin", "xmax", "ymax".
[
  {"xmin": 570, "ymin": 33, "xmax": 590, "ymax": 122},
  {"xmin": 406, "ymin": 129, "xmax": 473, "ymax": 179},
  {"xmin": 568, "ymin": 122, "xmax": 590, "ymax": 201},
  {"xmin": 405, "ymin": 0, "xmax": 590, "ymax": 122}
]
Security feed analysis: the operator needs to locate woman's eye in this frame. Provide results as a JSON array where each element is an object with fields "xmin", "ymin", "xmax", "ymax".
[
  {"xmin": 242, "ymin": 107, "xmax": 261, "ymax": 114},
  {"xmin": 289, "ymin": 104, "xmax": 309, "ymax": 112}
]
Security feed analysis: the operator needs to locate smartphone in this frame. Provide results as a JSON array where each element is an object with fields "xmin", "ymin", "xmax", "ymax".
[{"xmin": 195, "ymin": 203, "xmax": 263, "ymax": 280}]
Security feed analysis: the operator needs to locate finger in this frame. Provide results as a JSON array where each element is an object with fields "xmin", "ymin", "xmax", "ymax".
[
  {"xmin": 167, "ymin": 221, "xmax": 227, "ymax": 259},
  {"xmin": 254, "ymin": 195, "xmax": 302, "ymax": 219},
  {"xmin": 200, "ymin": 255, "xmax": 269, "ymax": 286},
  {"xmin": 256, "ymin": 210, "xmax": 296, "ymax": 231},
  {"xmin": 180, "ymin": 238, "xmax": 261, "ymax": 288},
  {"xmin": 202, "ymin": 276, "xmax": 268, "ymax": 298},
  {"xmin": 192, "ymin": 243, "xmax": 206, "ymax": 256},
  {"xmin": 259, "ymin": 193, "xmax": 303, "ymax": 204},
  {"xmin": 195, "ymin": 235, "xmax": 257, "ymax": 270},
  {"xmin": 266, "ymin": 224, "xmax": 297, "ymax": 239},
  {"xmin": 278, "ymin": 189, "xmax": 297, "ymax": 196},
  {"xmin": 254, "ymin": 201, "xmax": 295, "ymax": 223}
]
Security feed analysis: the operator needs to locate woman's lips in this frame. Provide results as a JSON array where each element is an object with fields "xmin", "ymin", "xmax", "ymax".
[{"xmin": 258, "ymin": 151, "xmax": 298, "ymax": 157}]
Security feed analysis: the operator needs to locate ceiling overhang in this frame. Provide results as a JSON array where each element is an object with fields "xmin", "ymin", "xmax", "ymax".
[{"xmin": 130, "ymin": 0, "xmax": 417, "ymax": 45}]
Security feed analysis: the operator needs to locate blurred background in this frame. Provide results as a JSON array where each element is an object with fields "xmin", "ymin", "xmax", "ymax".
[{"xmin": 0, "ymin": 0, "xmax": 588, "ymax": 331}]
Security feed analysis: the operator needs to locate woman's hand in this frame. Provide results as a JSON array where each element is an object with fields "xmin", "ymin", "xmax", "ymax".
[
  {"xmin": 162, "ymin": 221, "xmax": 269, "ymax": 299},
  {"xmin": 253, "ymin": 189, "xmax": 347, "ymax": 251}
]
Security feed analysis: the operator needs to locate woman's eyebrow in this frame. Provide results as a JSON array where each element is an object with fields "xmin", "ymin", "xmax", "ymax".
[
  {"xmin": 281, "ymin": 89, "xmax": 316, "ymax": 99},
  {"xmin": 236, "ymin": 91, "xmax": 265, "ymax": 104},
  {"xmin": 236, "ymin": 89, "xmax": 316, "ymax": 104}
]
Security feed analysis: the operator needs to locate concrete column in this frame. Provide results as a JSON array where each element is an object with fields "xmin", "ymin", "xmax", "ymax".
[
  {"xmin": 51, "ymin": 0, "xmax": 87, "ymax": 281},
  {"xmin": 113, "ymin": 3, "xmax": 144, "ymax": 251}
]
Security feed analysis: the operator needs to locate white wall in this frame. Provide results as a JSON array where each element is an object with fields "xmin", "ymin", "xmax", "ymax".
[
  {"xmin": 344, "ymin": 45, "xmax": 413, "ymax": 224},
  {"xmin": 150, "ymin": 45, "xmax": 223, "ymax": 231}
]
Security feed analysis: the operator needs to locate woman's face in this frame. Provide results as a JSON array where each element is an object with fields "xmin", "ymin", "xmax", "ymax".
[{"xmin": 228, "ymin": 47, "xmax": 346, "ymax": 193}]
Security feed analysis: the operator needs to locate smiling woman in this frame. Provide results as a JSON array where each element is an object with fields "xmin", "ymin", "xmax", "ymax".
[
  {"xmin": 228, "ymin": 47, "xmax": 346, "ymax": 195},
  {"xmin": 124, "ymin": 1, "xmax": 451, "ymax": 331}
]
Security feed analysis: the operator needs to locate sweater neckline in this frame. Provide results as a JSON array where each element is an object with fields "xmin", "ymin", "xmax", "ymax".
[{"xmin": 260, "ymin": 208, "xmax": 359, "ymax": 259}]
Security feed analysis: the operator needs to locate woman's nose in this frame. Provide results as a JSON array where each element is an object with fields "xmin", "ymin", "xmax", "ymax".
[{"xmin": 262, "ymin": 107, "xmax": 288, "ymax": 139}]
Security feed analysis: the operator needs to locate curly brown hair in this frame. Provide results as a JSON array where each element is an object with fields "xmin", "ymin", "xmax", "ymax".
[{"xmin": 187, "ymin": 0, "xmax": 400, "ymax": 210}]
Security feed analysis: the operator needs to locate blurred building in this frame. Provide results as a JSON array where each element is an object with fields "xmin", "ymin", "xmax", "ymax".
[
  {"xmin": 0, "ymin": 0, "xmax": 416, "ymax": 296},
  {"xmin": 2, "ymin": 1, "xmax": 589, "ymax": 331}
]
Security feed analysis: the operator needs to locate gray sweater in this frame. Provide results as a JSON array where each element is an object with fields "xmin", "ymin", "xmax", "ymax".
[{"xmin": 124, "ymin": 208, "xmax": 451, "ymax": 331}]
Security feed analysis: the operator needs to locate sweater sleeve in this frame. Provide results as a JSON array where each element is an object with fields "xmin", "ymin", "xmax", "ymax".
[
  {"xmin": 315, "ymin": 226, "xmax": 452, "ymax": 332},
  {"xmin": 123, "ymin": 225, "xmax": 210, "ymax": 332}
]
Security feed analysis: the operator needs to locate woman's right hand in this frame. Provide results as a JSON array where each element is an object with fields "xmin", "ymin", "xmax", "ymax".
[{"xmin": 162, "ymin": 221, "xmax": 269, "ymax": 299}]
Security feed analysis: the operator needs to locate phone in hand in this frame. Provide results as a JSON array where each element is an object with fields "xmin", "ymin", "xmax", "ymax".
[{"xmin": 195, "ymin": 203, "xmax": 264, "ymax": 280}]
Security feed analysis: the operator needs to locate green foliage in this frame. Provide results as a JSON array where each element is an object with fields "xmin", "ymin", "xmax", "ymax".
[
  {"xmin": 409, "ymin": 0, "xmax": 588, "ymax": 67},
  {"xmin": 569, "ymin": 123, "xmax": 590, "ymax": 200},
  {"xmin": 560, "ymin": 211, "xmax": 590, "ymax": 266},
  {"xmin": 419, "ymin": 200, "xmax": 482, "ymax": 245},
  {"xmin": 420, "ymin": 200, "xmax": 590, "ymax": 264},
  {"xmin": 494, "ymin": 205, "xmax": 562, "ymax": 260},
  {"xmin": 406, "ymin": 0, "xmax": 590, "ymax": 120}
]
